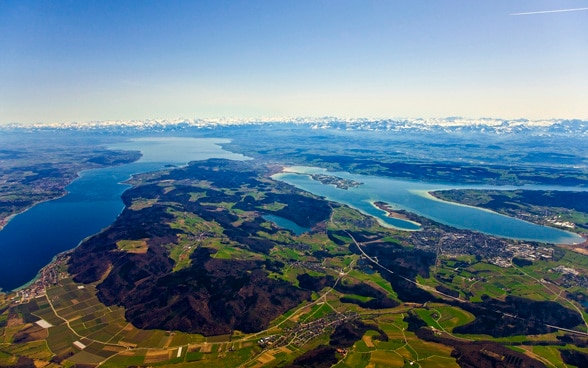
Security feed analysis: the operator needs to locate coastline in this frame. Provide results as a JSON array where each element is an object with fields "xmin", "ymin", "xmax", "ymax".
[{"xmin": 4, "ymin": 248, "xmax": 73, "ymax": 297}]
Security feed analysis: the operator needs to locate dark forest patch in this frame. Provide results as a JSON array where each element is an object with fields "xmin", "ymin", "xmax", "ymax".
[
  {"xmin": 452, "ymin": 295, "xmax": 583, "ymax": 337},
  {"xmin": 68, "ymin": 159, "xmax": 330, "ymax": 335}
]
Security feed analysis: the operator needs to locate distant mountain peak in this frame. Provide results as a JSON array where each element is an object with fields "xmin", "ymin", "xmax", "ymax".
[{"xmin": 2, "ymin": 117, "xmax": 587, "ymax": 136}]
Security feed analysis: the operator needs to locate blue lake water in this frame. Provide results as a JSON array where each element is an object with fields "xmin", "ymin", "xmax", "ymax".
[
  {"xmin": 262, "ymin": 214, "xmax": 310, "ymax": 236},
  {"xmin": 0, "ymin": 138, "xmax": 247, "ymax": 291},
  {"xmin": 273, "ymin": 166, "xmax": 585, "ymax": 245}
]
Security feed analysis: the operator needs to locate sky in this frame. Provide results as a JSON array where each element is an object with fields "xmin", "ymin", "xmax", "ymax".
[{"xmin": 1, "ymin": 0, "xmax": 587, "ymax": 124}]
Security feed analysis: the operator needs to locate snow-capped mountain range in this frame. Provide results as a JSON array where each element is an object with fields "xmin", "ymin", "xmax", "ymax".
[{"xmin": 3, "ymin": 117, "xmax": 588, "ymax": 136}]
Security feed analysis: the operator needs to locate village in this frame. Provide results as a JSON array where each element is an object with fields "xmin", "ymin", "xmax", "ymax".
[
  {"xmin": 10, "ymin": 251, "xmax": 70, "ymax": 304},
  {"xmin": 259, "ymin": 311, "xmax": 358, "ymax": 349}
]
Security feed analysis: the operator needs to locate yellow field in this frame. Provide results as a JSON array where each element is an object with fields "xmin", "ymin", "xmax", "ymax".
[
  {"xmin": 144, "ymin": 349, "xmax": 171, "ymax": 364},
  {"xmin": 368, "ymin": 350, "xmax": 405, "ymax": 367},
  {"xmin": 256, "ymin": 352, "xmax": 276, "ymax": 364},
  {"xmin": 200, "ymin": 343, "xmax": 213, "ymax": 353},
  {"xmin": 362, "ymin": 335, "xmax": 375, "ymax": 348}
]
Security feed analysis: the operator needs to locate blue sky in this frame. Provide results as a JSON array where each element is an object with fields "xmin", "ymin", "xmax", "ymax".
[{"xmin": 1, "ymin": 0, "xmax": 587, "ymax": 124}]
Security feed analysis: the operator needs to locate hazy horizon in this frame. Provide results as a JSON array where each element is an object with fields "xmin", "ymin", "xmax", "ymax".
[
  {"xmin": 3, "ymin": 115, "xmax": 588, "ymax": 129},
  {"xmin": 1, "ymin": 0, "xmax": 587, "ymax": 124}
]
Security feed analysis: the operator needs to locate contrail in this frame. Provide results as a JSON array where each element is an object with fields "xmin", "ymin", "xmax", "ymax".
[{"xmin": 511, "ymin": 7, "xmax": 588, "ymax": 16}]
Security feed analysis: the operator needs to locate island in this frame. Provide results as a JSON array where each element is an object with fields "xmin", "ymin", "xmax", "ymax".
[{"xmin": 309, "ymin": 173, "xmax": 363, "ymax": 189}]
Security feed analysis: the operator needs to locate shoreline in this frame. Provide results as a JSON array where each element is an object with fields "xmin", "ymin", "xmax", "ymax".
[
  {"xmin": 0, "ymin": 155, "xmax": 143, "ymax": 293},
  {"xmin": 1, "ymin": 174, "xmax": 137, "ymax": 294},
  {"xmin": 0, "ymin": 148, "xmax": 143, "ymax": 233},
  {"xmin": 370, "ymin": 200, "xmax": 422, "ymax": 227},
  {"xmin": 3, "ymin": 248, "xmax": 74, "ymax": 296},
  {"xmin": 0, "ymin": 192, "xmax": 69, "ymax": 232},
  {"xmin": 426, "ymin": 189, "xmax": 587, "ymax": 244}
]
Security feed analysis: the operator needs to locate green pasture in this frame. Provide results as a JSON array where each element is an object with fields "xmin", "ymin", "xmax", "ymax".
[
  {"xmin": 347, "ymin": 269, "xmax": 396, "ymax": 296},
  {"xmin": 532, "ymin": 345, "xmax": 566, "ymax": 368},
  {"xmin": 212, "ymin": 244, "xmax": 264, "ymax": 261},
  {"xmin": 369, "ymin": 350, "xmax": 406, "ymax": 367},
  {"xmin": 129, "ymin": 197, "xmax": 158, "ymax": 210},
  {"xmin": 189, "ymin": 191, "xmax": 207, "ymax": 202},
  {"xmin": 415, "ymin": 309, "xmax": 444, "ymax": 331},
  {"xmin": 46, "ymin": 323, "xmax": 77, "ymax": 357},
  {"xmin": 116, "ymin": 239, "xmax": 148, "ymax": 253},
  {"xmin": 101, "ymin": 352, "xmax": 147, "ymax": 368},
  {"xmin": 426, "ymin": 304, "xmax": 474, "ymax": 332},
  {"xmin": 299, "ymin": 303, "xmax": 334, "ymax": 323},
  {"xmin": 418, "ymin": 355, "xmax": 459, "ymax": 368},
  {"xmin": 340, "ymin": 350, "xmax": 371, "ymax": 368}
]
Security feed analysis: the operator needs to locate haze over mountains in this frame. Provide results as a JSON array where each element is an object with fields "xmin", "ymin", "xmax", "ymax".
[{"xmin": 3, "ymin": 117, "xmax": 588, "ymax": 136}]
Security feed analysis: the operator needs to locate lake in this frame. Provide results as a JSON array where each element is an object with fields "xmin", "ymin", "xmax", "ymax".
[
  {"xmin": 0, "ymin": 138, "xmax": 247, "ymax": 291},
  {"xmin": 262, "ymin": 214, "xmax": 310, "ymax": 236},
  {"xmin": 273, "ymin": 166, "xmax": 584, "ymax": 245}
]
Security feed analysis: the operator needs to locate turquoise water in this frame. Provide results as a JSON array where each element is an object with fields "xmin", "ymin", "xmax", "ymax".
[
  {"xmin": 262, "ymin": 214, "xmax": 310, "ymax": 236},
  {"xmin": 0, "ymin": 138, "xmax": 247, "ymax": 291},
  {"xmin": 273, "ymin": 166, "xmax": 584, "ymax": 245}
]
